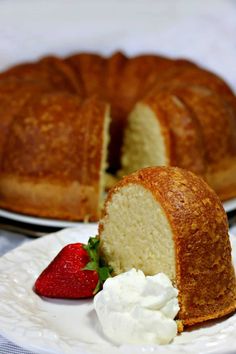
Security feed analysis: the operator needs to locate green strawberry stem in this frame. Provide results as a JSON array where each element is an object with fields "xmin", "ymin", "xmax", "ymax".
[{"xmin": 83, "ymin": 236, "xmax": 112, "ymax": 294}]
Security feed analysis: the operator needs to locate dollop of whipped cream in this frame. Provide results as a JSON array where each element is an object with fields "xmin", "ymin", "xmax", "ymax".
[{"xmin": 94, "ymin": 268, "xmax": 179, "ymax": 345}]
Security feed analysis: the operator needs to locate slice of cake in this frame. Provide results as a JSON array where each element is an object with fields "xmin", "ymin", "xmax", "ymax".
[{"xmin": 99, "ymin": 166, "xmax": 236, "ymax": 326}]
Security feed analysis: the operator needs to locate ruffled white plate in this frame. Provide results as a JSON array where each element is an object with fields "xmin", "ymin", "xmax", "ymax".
[{"xmin": 0, "ymin": 225, "xmax": 236, "ymax": 354}]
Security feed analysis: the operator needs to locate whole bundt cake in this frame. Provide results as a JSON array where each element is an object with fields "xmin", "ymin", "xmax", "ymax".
[
  {"xmin": 0, "ymin": 52, "xmax": 236, "ymax": 220},
  {"xmin": 99, "ymin": 166, "xmax": 236, "ymax": 326}
]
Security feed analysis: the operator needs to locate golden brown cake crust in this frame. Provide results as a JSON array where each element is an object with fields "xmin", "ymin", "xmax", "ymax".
[
  {"xmin": 171, "ymin": 86, "xmax": 236, "ymax": 164},
  {"xmin": 0, "ymin": 79, "xmax": 54, "ymax": 157},
  {"xmin": 0, "ymin": 92, "xmax": 108, "ymax": 221},
  {"xmin": 65, "ymin": 53, "xmax": 107, "ymax": 98},
  {"xmin": 175, "ymin": 86, "xmax": 236, "ymax": 200},
  {"xmin": 142, "ymin": 90, "xmax": 206, "ymax": 176},
  {"xmin": 0, "ymin": 174, "xmax": 99, "ymax": 221},
  {"xmin": 153, "ymin": 64, "xmax": 235, "ymax": 100},
  {"xmin": 100, "ymin": 166, "xmax": 236, "ymax": 326},
  {"xmin": 1, "ymin": 56, "xmax": 81, "ymax": 93}
]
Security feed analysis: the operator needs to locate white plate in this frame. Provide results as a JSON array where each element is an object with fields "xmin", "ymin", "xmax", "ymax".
[
  {"xmin": 0, "ymin": 225, "xmax": 236, "ymax": 354},
  {"xmin": 223, "ymin": 199, "xmax": 236, "ymax": 214},
  {"xmin": 0, "ymin": 208, "xmax": 83, "ymax": 228},
  {"xmin": 0, "ymin": 197, "xmax": 235, "ymax": 230}
]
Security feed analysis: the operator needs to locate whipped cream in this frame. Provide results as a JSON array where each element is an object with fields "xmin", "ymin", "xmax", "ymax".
[{"xmin": 94, "ymin": 268, "xmax": 179, "ymax": 345}]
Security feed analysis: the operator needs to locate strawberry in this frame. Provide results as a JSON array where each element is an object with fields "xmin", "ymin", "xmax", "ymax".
[{"xmin": 34, "ymin": 236, "xmax": 112, "ymax": 299}]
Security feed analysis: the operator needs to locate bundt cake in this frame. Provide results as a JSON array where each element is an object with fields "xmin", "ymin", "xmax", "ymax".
[
  {"xmin": 99, "ymin": 166, "xmax": 236, "ymax": 326},
  {"xmin": 0, "ymin": 52, "xmax": 235, "ymax": 220}
]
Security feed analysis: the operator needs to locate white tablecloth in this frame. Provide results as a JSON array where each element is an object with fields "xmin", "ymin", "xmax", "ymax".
[
  {"xmin": 0, "ymin": 338, "xmax": 36, "ymax": 354},
  {"xmin": 0, "ymin": 231, "xmax": 36, "ymax": 354}
]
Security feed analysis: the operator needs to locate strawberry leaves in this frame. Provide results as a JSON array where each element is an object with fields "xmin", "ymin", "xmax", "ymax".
[{"xmin": 83, "ymin": 236, "xmax": 112, "ymax": 294}]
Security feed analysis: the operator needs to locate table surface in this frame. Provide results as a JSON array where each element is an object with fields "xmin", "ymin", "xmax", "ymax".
[{"xmin": 0, "ymin": 230, "xmax": 37, "ymax": 354}]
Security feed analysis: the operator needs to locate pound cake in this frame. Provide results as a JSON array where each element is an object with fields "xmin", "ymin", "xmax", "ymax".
[
  {"xmin": 0, "ymin": 52, "xmax": 236, "ymax": 220},
  {"xmin": 99, "ymin": 166, "xmax": 236, "ymax": 326}
]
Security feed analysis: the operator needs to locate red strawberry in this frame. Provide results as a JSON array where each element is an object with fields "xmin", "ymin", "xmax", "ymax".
[{"xmin": 34, "ymin": 236, "xmax": 111, "ymax": 299}]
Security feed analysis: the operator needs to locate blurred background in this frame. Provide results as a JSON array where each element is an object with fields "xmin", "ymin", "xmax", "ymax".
[{"xmin": 0, "ymin": 0, "xmax": 235, "ymax": 89}]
